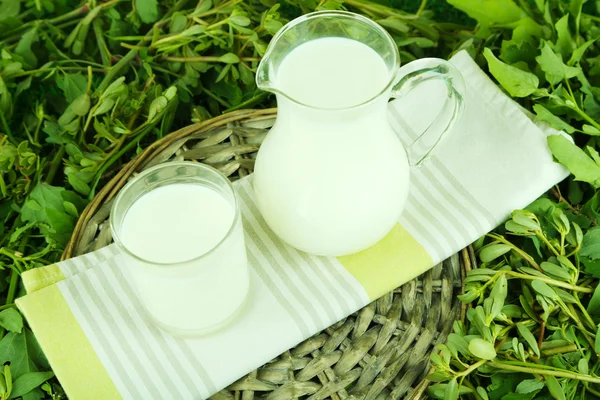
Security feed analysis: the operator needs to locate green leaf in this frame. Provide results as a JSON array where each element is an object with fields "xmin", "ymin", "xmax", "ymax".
[
  {"xmin": 8, "ymin": 371, "xmax": 54, "ymax": 399},
  {"xmin": 92, "ymin": 98, "xmax": 115, "ymax": 117},
  {"xmin": 467, "ymin": 306, "xmax": 492, "ymax": 341},
  {"xmin": 533, "ymin": 104, "xmax": 575, "ymax": 133},
  {"xmin": 468, "ymin": 338, "xmax": 497, "ymax": 360},
  {"xmin": 588, "ymin": 146, "xmax": 600, "ymax": 167},
  {"xmin": 229, "ymin": 15, "xmax": 251, "ymax": 27},
  {"xmin": 547, "ymin": 135, "xmax": 600, "ymax": 188},
  {"xmin": 427, "ymin": 371, "xmax": 451, "ymax": 383},
  {"xmin": 0, "ymin": 0, "xmax": 20, "ymax": 19},
  {"xmin": 170, "ymin": 13, "xmax": 187, "ymax": 33},
  {"xmin": 457, "ymin": 290, "xmax": 479, "ymax": 303},
  {"xmin": 444, "ymin": 378, "xmax": 459, "ymax": 400},
  {"xmin": 511, "ymin": 211, "xmax": 540, "ymax": 230},
  {"xmin": 580, "ymin": 227, "xmax": 600, "ymax": 259},
  {"xmin": 71, "ymin": 94, "xmax": 90, "ymax": 116},
  {"xmin": 476, "ymin": 387, "xmax": 489, "ymax": 400},
  {"xmin": 446, "ymin": 0, "xmax": 521, "ymax": 28},
  {"xmin": 536, "ymin": 41, "xmax": 581, "ymax": 85},
  {"xmin": 595, "ymin": 325, "xmax": 600, "ymax": 353},
  {"xmin": 569, "ymin": 39, "xmax": 596, "ymax": 66},
  {"xmin": 181, "ymin": 25, "xmax": 205, "ymax": 37},
  {"xmin": 194, "ymin": 0, "xmax": 212, "ymax": 13},
  {"xmin": 15, "ymin": 29, "xmax": 38, "ymax": 68},
  {"xmin": 516, "ymin": 379, "xmax": 545, "ymax": 393},
  {"xmin": 551, "ymin": 208, "xmax": 570, "ymax": 235},
  {"xmin": 101, "ymin": 76, "xmax": 126, "ymax": 98},
  {"xmin": 545, "ymin": 376, "xmax": 565, "ymax": 400},
  {"xmin": 487, "ymin": 274, "xmax": 507, "ymax": 323},
  {"xmin": 0, "ymin": 328, "xmax": 49, "ymax": 378},
  {"xmin": 59, "ymin": 73, "xmax": 87, "ymax": 104},
  {"xmin": 583, "ymin": 124, "xmax": 600, "ymax": 135},
  {"xmin": 377, "ymin": 18, "xmax": 410, "ymax": 33},
  {"xmin": 447, "ymin": 333, "xmax": 471, "ymax": 357},
  {"xmin": 531, "ymin": 279, "xmax": 559, "ymax": 301},
  {"xmin": 218, "ymin": 53, "xmax": 240, "ymax": 64},
  {"xmin": 578, "ymin": 358, "xmax": 589, "ymax": 375},
  {"xmin": 505, "ymin": 220, "xmax": 534, "ymax": 234},
  {"xmin": 540, "ymin": 262, "xmax": 571, "ymax": 281},
  {"xmin": 21, "ymin": 184, "xmax": 84, "ymax": 246},
  {"xmin": 554, "ymin": 15, "xmax": 572, "ymax": 60},
  {"xmin": 480, "ymin": 243, "xmax": 511, "ymax": 263},
  {"xmin": 135, "ymin": 0, "xmax": 158, "ymax": 24},
  {"xmin": 516, "ymin": 322, "xmax": 540, "ymax": 357},
  {"xmin": 483, "ymin": 48, "xmax": 539, "ymax": 97},
  {"xmin": 0, "ymin": 309, "xmax": 23, "ymax": 333},
  {"xmin": 67, "ymin": 174, "xmax": 91, "ymax": 197},
  {"xmin": 502, "ymin": 304, "xmax": 522, "ymax": 318},
  {"xmin": 587, "ymin": 284, "xmax": 600, "ymax": 316}
]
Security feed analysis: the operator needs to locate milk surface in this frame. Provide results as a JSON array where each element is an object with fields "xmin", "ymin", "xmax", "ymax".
[
  {"xmin": 121, "ymin": 183, "xmax": 233, "ymax": 263},
  {"xmin": 276, "ymin": 37, "xmax": 390, "ymax": 109}
]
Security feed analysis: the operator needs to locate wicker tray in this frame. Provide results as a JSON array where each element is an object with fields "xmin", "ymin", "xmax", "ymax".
[{"xmin": 62, "ymin": 109, "xmax": 475, "ymax": 400}]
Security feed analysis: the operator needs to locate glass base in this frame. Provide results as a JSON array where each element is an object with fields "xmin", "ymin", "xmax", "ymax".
[{"xmin": 146, "ymin": 282, "xmax": 252, "ymax": 338}]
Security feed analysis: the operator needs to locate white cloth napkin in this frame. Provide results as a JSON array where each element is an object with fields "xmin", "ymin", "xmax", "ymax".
[{"xmin": 16, "ymin": 50, "xmax": 569, "ymax": 400}]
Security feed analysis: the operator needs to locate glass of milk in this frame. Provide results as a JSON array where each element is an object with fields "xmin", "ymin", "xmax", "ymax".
[{"xmin": 110, "ymin": 161, "xmax": 249, "ymax": 336}]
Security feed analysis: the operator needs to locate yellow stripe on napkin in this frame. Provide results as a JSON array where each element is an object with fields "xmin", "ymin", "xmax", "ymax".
[
  {"xmin": 16, "ymin": 284, "xmax": 122, "ymax": 400},
  {"xmin": 337, "ymin": 223, "xmax": 432, "ymax": 300},
  {"xmin": 21, "ymin": 264, "xmax": 65, "ymax": 294}
]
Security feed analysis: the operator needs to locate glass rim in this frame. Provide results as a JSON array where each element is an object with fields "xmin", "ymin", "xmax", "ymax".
[
  {"xmin": 109, "ymin": 161, "xmax": 241, "ymax": 266},
  {"xmin": 257, "ymin": 10, "xmax": 401, "ymax": 111}
]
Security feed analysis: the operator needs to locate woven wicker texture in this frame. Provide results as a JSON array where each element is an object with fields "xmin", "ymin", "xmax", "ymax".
[{"xmin": 62, "ymin": 109, "xmax": 474, "ymax": 400}]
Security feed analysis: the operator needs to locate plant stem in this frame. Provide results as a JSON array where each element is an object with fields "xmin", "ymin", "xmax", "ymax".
[
  {"xmin": 0, "ymin": 111, "xmax": 16, "ymax": 146},
  {"xmin": 505, "ymin": 271, "xmax": 593, "ymax": 293},
  {"xmin": 203, "ymin": 88, "xmax": 232, "ymax": 108},
  {"xmin": 456, "ymin": 359, "xmax": 487, "ymax": 377},
  {"xmin": 488, "ymin": 233, "xmax": 542, "ymax": 271},
  {"xmin": 95, "ymin": 50, "xmax": 138, "ymax": 95},
  {"xmin": 45, "ymin": 145, "xmax": 65, "ymax": 185},
  {"xmin": 5, "ymin": 271, "xmax": 18, "ymax": 306},
  {"xmin": 193, "ymin": 0, "xmax": 241, "ymax": 18},
  {"xmin": 416, "ymin": 0, "xmax": 427, "ymax": 16},
  {"xmin": 164, "ymin": 56, "xmax": 261, "ymax": 62},
  {"xmin": 541, "ymin": 344, "xmax": 578, "ymax": 356},
  {"xmin": 0, "ymin": 270, "xmax": 19, "ymax": 340},
  {"xmin": 535, "ymin": 231, "xmax": 561, "ymax": 257},
  {"xmin": 575, "ymin": 297, "xmax": 597, "ymax": 331},
  {"xmin": 88, "ymin": 122, "xmax": 158, "ymax": 199},
  {"xmin": 460, "ymin": 379, "xmax": 484, "ymax": 400},
  {"xmin": 488, "ymin": 361, "xmax": 600, "ymax": 383},
  {"xmin": 0, "ymin": 5, "xmax": 89, "ymax": 43},
  {"xmin": 566, "ymin": 303, "xmax": 597, "ymax": 350},
  {"xmin": 585, "ymin": 384, "xmax": 600, "ymax": 397},
  {"xmin": 569, "ymin": 100, "xmax": 600, "ymax": 132},
  {"xmin": 0, "ymin": 304, "xmax": 14, "ymax": 311},
  {"xmin": 15, "ymin": 67, "xmax": 108, "ymax": 77},
  {"xmin": 583, "ymin": 13, "xmax": 600, "ymax": 23}
]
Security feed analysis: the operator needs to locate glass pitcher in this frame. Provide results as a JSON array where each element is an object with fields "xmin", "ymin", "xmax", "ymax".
[{"xmin": 253, "ymin": 10, "xmax": 465, "ymax": 257}]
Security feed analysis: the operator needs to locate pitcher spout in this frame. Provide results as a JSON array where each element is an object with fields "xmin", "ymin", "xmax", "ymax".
[{"xmin": 255, "ymin": 56, "xmax": 274, "ymax": 92}]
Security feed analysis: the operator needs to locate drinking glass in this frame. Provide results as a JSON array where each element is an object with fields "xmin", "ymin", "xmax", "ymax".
[{"xmin": 110, "ymin": 161, "xmax": 249, "ymax": 336}]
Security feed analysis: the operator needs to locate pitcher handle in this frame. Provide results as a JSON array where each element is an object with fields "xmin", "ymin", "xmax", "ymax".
[{"xmin": 391, "ymin": 58, "xmax": 465, "ymax": 166}]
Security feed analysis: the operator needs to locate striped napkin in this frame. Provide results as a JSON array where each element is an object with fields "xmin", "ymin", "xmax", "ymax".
[{"xmin": 16, "ymin": 50, "xmax": 569, "ymax": 400}]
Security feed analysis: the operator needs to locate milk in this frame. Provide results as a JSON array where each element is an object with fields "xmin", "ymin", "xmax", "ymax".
[
  {"xmin": 120, "ymin": 183, "xmax": 249, "ymax": 335},
  {"xmin": 254, "ymin": 37, "xmax": 410, "ymax": 256},
  {"xmin": 275, "ymin": 37, "xmax": 390, "ymax": 109}
]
